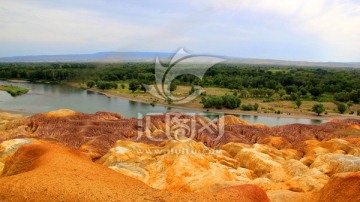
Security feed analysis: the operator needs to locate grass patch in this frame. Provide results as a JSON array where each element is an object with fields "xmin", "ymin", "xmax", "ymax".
[
  {"xmin": 0, "ymin": 85, "xmax": 29, "ymax": 97},
  {"xmin": 314, "ymin": 93, "xmax": 334, "ymax": 102}
]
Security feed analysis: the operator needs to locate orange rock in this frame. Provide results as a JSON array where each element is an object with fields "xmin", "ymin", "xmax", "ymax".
[
  {"xmin": 315, "ymin": 172, "xmax": 360, "ymax": 202},
  {"xmin": 0, "ymin": 112, "xmax": 24, "ymax": 123},
  {"xmin": 222, "ymin": 143, "xmax": 300, "ymax": 182},
  {"xmin": 285, "ymin": 175, "xmax": 329, "ymax": 192},
  {"xmin": 219, "ymin": 115, "xmax": 250, "ymax": 125},
  {"xmin": 267, "ymin": 190, "xmax": 313, "ymax": 202},
  {"xmin": 0, "ymin": 142, "xmax": 269, "ymax": 202},
  {"xmin": 259, "ymin": 136, "xmax": 292, "ymax": 150},
  {"xmin": 99, "ymin": 138, "xmax": 249, "ymax": 192},
  {"xmin": 44, "ymin": 109, "xmax": 77, "ymax": 117},
  {"xmin": 2, "ymin": 110, "xmax": 360, "ymax": 158},
  {"xmin": 0, "ymin": 138, "xmax": 34, "ymax": 174},
  {"xmin": 0, "ymin": 112, "xmax": 27, "ymax": 140},
  {"xmin": 101, "ymin": 138, "xmax": 339, "ymax": 194},
  {"xmin": 1, "ymin": 110, "xmax": 360, "ymax": 201},
  {"xmin": 217, "ymin": 184, "xmax": 270, "ymax": 202},
  {"xmin": 311, "ymin": 153, "xmax": 360, "ymax": 175}
]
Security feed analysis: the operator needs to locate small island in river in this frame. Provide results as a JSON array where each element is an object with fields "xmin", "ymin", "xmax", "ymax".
[{"xmin": 0, "ymin": 85, "xmax": 29, "ymax": 97}]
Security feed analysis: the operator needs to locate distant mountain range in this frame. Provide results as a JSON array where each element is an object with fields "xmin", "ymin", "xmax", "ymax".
[
  {"xmin": 0, "ymin": 51, "xmax": 359, "ymax": 68},
  {"xmin": 0, "ymin": 52, "xmax": 172, "ymax": 63}
]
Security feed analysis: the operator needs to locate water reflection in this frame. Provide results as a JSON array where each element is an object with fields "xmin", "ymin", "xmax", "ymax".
[
  {"xmin": 310, "ymin": 119, "xmax": 323, "ymax": 124},
  {"xmin": 0, "ymin": 81, "xmax": 326, "ymax": 126}
]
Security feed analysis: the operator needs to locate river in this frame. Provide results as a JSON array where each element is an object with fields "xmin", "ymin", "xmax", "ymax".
[{"xmin": 0, "ymin": 81, "xmax": 324, "ymax": 126}]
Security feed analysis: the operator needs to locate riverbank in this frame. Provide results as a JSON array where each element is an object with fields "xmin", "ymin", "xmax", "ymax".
[
  {"xmin": 68, "ymin": 82, "xmax": 360, "ymax": 121},
  {"xmin": 7, "ymin": 79, "xmax": 30, "ymax": 83}
]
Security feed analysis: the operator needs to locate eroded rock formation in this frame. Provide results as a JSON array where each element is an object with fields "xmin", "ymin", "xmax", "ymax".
[
  {"xmin": 0, "ymin": 141, "xmax": 269, "ymax": 202},
  {"xmin": 2, "ymin": 109, "xmax": 360, "ymax": 158},
  {"xmin": 0, "ymin": 109, "xmax": 360, "ymax": 201},
  {"xmin": 98, "ymin": 137, "xmax": 360, "ymax": 194}
]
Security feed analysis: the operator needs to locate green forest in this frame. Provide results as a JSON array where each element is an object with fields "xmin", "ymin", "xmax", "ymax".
[{"xmin": 0, "ymin": 62, "xmax": 360, "ymax": 106}]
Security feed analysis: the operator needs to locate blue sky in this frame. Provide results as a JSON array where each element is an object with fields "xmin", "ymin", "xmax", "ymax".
[{"xmin": 0, "ymin": 0, "xmax": 359, "ymax": 62}]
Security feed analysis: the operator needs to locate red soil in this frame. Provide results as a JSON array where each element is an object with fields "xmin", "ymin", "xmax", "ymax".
[{"xmin": 4, "ymin": 111, "xmax": 360, "ymax": 157}]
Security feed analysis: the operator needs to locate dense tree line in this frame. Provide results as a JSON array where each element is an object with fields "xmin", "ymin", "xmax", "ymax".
[
  {"xmin": 333, "ymin": 90, "xmax": 360, "ymax": 103},
  {"xmin": 0, "ymin": 63, "xmax": 154, "ymax": 83},
  {"xmin": 0, "ymin": 63, "xmax": 360, "ymax": 103},
  {"xmin": 201, "ymin": 95, "xmax": 241, "ymax": 109}
]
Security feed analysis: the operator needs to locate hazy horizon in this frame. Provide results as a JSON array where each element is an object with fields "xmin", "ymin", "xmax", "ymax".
[
  {"xmin": 1, "ymin": 0, "xmax": 360, "ymax": 62},
  {"xmin": 1, "ymin": 51, "xmax": 360, "ymax": 64}
]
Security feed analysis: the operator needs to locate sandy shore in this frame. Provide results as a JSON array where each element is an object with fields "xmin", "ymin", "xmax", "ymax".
[
  {"xmin": 7, "ymin": 79, "xmax": 30, "ymax": 83},
  {"xmin": 79, "ymin": 85, "xmax": 360, "ymax": 121}
]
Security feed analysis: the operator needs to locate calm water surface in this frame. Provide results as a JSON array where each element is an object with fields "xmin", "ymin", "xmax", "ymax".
[{"xmin": 0, "ymin": 81, "xmax": 324, "ymax": 126}]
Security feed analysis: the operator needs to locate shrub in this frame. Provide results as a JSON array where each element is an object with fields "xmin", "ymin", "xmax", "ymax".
[
  {"xmin": 150, "ymin": 100, "xmax": 157, "ymax": 107},
  {"xmin": 201, "ymin": 95, "xmax": 240, "ymax": 109},
  {"xmin": 212, "ymin": 96, "xmax": 224, "ymax": 109},
  {"xmin": 312, "ymin": 103, "xmax": 325, "ymax": 116},
  {"xmin": 309, "ymin": 87, "xmax": 323, "ymax": 97},
  {"xmin": 201, "ymin": 96, "xmax": 213, "ymax": 109},
  {"xmin": 295, "ymin": 99, "xmax": 302, "ymax": 108},
  {"xmin": 290, "ymin": 92, "xmax": 299, "ymax": 101},
  {"xmin": 254, "ymin": 103, "xmax": 259, "ymax": 111},
  {"xmin": 222, "ymin": 95, "xmax": 241, "ymax": 109},
  {"xmin": 85, "ymin": 80, "xmax": 95, "ymax": 88},
  {"xmin": 97, "ymin": 81, "xmax": 117, "ymax": 90},
  {"xmin": 170, "ymin": 82, "xmax": 177, "ymax": 92},
  {"xmin": 278, "ymin": 89, "xmax": 286, "ymax": 98},
  {"xmin": 337, "ymin": 103, "xmax": 347, "ymax": 114},
  {"xmin": 263, "ymin": 97, "xmax": 275, "ymax": 102},
  {"xmin": 166, "ymin": 97, "xmax": 173, "ymax": 104},
  {"xmin": 128, "ymin": 80, "xmax": 140, "ymax": 92},
  {"xmin": 241, "ymin": 104, "xmax": 253, "ymax": 111}
]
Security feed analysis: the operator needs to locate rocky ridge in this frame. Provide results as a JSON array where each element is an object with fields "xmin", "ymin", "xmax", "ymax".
[{"xmin": 0, "ymin": 109, "xmax": 360, "ymax": 201}]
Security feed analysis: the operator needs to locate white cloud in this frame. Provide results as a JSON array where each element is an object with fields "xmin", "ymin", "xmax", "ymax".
[
  {"xmin": 303, "ymin": 1, "xmax": 360, "ymax": 60},
  {"xmin": 0, "ymin": 0, "xmax": 359, "ymax": 61},
  {"xmin": 0, "ymin": 0, "xmax": 190, "ymax": 55},
  {"xmin": 211, "ymin": 0, "xmax": 360, "ymax": 61},
  {"xmin": 0, "ymin": 1, "xmax": 148, "ymax": 44}
]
